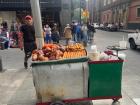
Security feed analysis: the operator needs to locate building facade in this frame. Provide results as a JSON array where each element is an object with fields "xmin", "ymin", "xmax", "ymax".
[
  {"xmin": 100, "ymin": 0, "xmax": 130, "ymax": 28},
  {"xmin": 91, "ymin": 0, "xmax": 102, "ymax": 23},
  {"xmin": 97, "ymin": 0, "xmax": 140, "ymax": 29},
  {"xmin": 0, "ymin": 0, "xmax": 67, "ymax": 30},
  {"xmin": 128, "ymin": 0, "xmax": 140, "ymax": 29}
]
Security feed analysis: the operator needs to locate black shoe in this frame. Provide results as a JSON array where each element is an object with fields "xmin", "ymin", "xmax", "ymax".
[{"xmin": 24, "ymin": 62, "xmax": 28, "ymax": 69}]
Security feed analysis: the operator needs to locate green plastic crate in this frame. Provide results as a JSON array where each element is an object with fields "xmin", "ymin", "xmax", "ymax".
[{"xmin": 88, "ymin": 60, "xmax": 123, "ymax": 98}]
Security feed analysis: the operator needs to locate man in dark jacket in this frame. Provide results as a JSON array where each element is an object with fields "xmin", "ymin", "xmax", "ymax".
[
  {"xmin": 20, "ymin": 15, "xmax": 37, "ymax": 69},
  {"xmin": 51, "ymin": 23, "xmax": 60, "ymax": 43},
  {"xmin": 87, "ymin": 23, "xmax": 96, "ymax": 43}
]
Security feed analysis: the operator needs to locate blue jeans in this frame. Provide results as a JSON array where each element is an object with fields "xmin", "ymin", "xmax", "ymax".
[
  {"xmin": 83, "ymin": 32, "xmax": 88, "ymax": 42},
  {"xmin": 77, "ymin": 32, "xmax": 81, "ymax": 42},
  {"xmin": 45, "ymin": 34, "xmax": 51, "ymax": 43},
  {"xmin": 73, "ymin": 33, "xmax": 77, "ymax": 42}
]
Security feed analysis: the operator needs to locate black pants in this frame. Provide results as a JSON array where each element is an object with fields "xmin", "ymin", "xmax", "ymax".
[
  {"xmin": 52, "ymin": 34, "xmax": 60, "ymax": 43},
  {"xmin": 24, "ymin": 42, "xmax": 37, "ymax": 64}
]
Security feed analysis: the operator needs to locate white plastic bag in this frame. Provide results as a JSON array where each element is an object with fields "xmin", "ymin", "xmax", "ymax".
[{"xmin": 119, "ymin": 36, "xmax": 127, "ymax": 49}]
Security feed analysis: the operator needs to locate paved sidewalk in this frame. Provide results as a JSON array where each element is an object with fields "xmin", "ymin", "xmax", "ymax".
[
  {"xmin": 0, "ymin": 69, "xmax": 36, "ymax": 105},
  {"xmin": 0, "ymin": 67, "xmax": 138, "ymax": 105}
]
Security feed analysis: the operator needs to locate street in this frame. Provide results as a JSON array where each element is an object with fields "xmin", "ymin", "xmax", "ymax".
[{"xmin": 0, "ymin": 30, "xmax": 140, "ymax": 105}]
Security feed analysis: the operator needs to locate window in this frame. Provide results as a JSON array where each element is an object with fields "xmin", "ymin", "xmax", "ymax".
[
  {"xmin": 104, "ymin": 0, "xmax": 106, "ymax": 6},
  {"xmin": 137, "ymin": 7, "xmax": 140, "ymax": 17}
]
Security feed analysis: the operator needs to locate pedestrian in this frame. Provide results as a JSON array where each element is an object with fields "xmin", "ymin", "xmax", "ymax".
[
  {"xmin": 1, "ymin": 21, "xmax": 8, "ymax": 31},
  {"xmin": 20, "ymin": 15, "xmax": 37, "ymax": 69},
  {"xmin": 63, "ymin": 24, "xmax": 72, "ymax": 45},
  {"xmin": 136, "ymin": 29, "xmax": 140, "ymax": 36},
  {"xmin": 0, "ymin": 21, "xmax": 8, "ymax": 38},
  {"xmin": 81, "ymin": 24, "xmax": 88, "ymax": 46},
  {"xmin": 115, "ymin": 22, "xmax": 119, "ymax": 30},
  {"xmin": 51, "ymin": 23, "xmax": 60, "ymax": 43},
  {"xmin": 76, "ymin": 23, "xmax": 81, "ymax": 42},
  {"xmin": 71, "ymin": 21, "xmax": 77, "ymax": 41},
  {"xmin": 87, "ymin": 23, "xmax": 96, "ymax": 43},
  {"xmin": 10, "ymin": 21, "xmax": 19, "ymax": 47},
  {"xmin": 120, "ymin": 22, "xmax": 124, "ymax": 29},
  {"xmin": 44, "ymin": 24, "xmax": 52, "ymax": 43},
  {"xmin": 87, "ymin": 22, "xmax": 91, "ymax": 41}
]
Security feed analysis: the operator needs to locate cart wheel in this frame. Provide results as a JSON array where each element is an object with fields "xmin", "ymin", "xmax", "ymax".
[
  {"xmin": 112, "ymin": 99, "xmax": 120, "ymax": 105},
  {"xmin": 50, "ymin": 101, "xmax": 65, "ymax": 105}
]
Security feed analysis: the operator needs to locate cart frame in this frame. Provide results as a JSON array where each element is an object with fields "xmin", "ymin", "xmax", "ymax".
[{"xmin": 32, "ymin": 59, "xmax": 124, "ymax": 105}]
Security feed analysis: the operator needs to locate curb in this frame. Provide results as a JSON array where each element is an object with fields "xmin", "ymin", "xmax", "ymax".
[{"xmin": 119, "ymin": 30, "xmax": 136, "ymax": 33}]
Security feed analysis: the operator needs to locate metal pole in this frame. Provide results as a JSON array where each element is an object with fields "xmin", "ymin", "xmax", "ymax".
[
  {"xmin": 0, "ymin": 56, "xmax": 3, "ymax": 72},
  {"xmin": 80, "ymin": 0, "xmax": 81, "ymax": 24},
  {"xmin": 92, "ymin": 0, "xmax": 94, "ymax": 23},
  {"xmin": 30, "ymin": 0, "xmax": 44, "ymax": 49},
  {"xmin": 71, "ymin": 0, "xmax": 73, "ymax": 22}
]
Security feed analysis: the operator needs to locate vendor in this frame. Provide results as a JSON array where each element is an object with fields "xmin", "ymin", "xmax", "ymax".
[{"xmin": 20, "ymin": 15, "xmax": 37, "ymax": 69}]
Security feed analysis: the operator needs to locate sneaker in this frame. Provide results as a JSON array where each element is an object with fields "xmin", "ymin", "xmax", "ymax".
[{"xmin": 24, "ymin": 62, "xmax": 28, "ymax": 69}]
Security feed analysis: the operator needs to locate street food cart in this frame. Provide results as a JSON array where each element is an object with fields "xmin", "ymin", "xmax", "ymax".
[{"xmin": 31, "ymin": 43, "xmax": 124, "ymax": 105}]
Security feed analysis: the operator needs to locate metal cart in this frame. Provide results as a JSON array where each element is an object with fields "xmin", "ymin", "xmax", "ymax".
[
  {"xmin": 32, "ymin": 58, "xmax": 124, "ymax": 105},
  {"xmin": 88, "ymin": 60, "xmax": 124, "ymax": 105}
]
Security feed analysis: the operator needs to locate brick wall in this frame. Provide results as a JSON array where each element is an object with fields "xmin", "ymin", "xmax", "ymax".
[
  {"xmin": 128, "ymin": 0, "xmax": 140, "ymax": 29},
  {"xmin": 128, "ymin": 0, "xmax": 140, "ymax": 23}
]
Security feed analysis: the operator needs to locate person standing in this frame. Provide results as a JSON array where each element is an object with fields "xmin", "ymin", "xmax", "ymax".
[
  {"xmin": 81, "ymin": 24, "xmax": 88, "ymax": 46},
  {"xmin": 1, "ymin": 21, "xmax": 8, "ymax": 31},
  {"xmin": 20, "ymin": 15, "xmax": 37, "ymax": 69},
  {"xmin": 10, "ymin": 21, "xmax": 19, "ymax": 47},
  {"xmin": 71, "ymin": 21, "xmax": 77, "ymax": 41},
  {"xmin": 63, "ymin": 24, "xmax": 72, "ymax": 45},
  {"xmin": 44, "ymin": 24, "xmax": 52, "ymax": 43},
  {"xmin": 76, "ymin": 23, "xmax": 81, "ymax": 42},
  {"xmin": 120, "ymin": 22, "xmax": 124, "ymax": 29},
  {"xmin": 87, "ymin": 23, "xmax": 96, "ymax": 43},
  {"xmin": 51, "ymin": 23, "xmax": 60, "ymax": 43}
]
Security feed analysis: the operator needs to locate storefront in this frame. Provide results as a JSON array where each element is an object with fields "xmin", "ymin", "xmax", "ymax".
[{"xmin": 0, "ymin": 0, "xmax": 61, "ymax": 28}]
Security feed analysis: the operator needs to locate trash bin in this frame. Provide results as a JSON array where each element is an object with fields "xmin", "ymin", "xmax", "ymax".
[
  {"xmin": 32, "ymin": 57, "xmax": 89, "ymax": 103},
  {"xmin": 88, "ymin": 60, "xmax": 124, "ymax": 99}
]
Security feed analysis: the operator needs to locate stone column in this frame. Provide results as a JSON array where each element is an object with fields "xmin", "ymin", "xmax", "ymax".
[{"xmin": 30, "ymin": 0, "xmax": 44, "ymax": 49}]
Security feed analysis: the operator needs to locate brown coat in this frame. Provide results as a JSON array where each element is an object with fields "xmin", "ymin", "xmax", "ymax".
[{"xmin": 63, "ymin": 27, "xmax": 72, "ymax": 39}]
